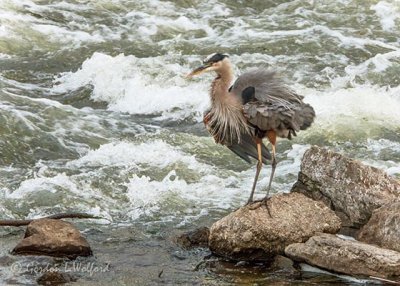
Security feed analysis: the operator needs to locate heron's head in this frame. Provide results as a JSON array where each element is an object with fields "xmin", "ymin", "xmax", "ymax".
[{"xmin": 187, "ymin": 53, "xmax": 230, "ymax": 78}]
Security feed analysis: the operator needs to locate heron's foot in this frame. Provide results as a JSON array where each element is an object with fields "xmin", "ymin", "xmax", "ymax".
[
  {"xmin": 246, "ymin": 196, "xmax": 272, "ymax": 214},
  {"xmin": 251, "ymin": 195, "xmax": 271, "ymax": 204}
]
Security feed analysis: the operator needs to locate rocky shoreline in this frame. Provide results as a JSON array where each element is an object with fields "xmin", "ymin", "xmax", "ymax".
[{"xmin": 179, "ymin": 146, "xmax": 400, "ymax": 282}]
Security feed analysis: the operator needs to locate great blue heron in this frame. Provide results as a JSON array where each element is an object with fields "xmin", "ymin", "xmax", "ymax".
[{"xmin": 187, "ymin": 53, "xmax": 315, "ymax": 205}]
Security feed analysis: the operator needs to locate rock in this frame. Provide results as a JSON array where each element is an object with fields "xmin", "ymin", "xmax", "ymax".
[
  {"xmin": 12, "ymin": 219, "xmax": 92, "ymax": 259},
  {"xmin": 270, "ymin": 255, "xmax": 297, "ymax": 273},
  {"xmin": 292, "ymin": 146, "xmax": 400, "ymax": 228},
  {"xmin": 208, "ymin": 192, "xmax": 341, "ymax": 261},
  {"xmin": 175, "ymin": 227, "xmax": 210, "ymax": 249},
  {"xmin": 285, "ymin": 233, "xmax": 400, "ymax": 279},
  {"xmin": 37, "ymin": 271, "xmax": 76, "ymax": 285},
  {"xmin": 358, "ymin": 202, "xmax": 400, "ymax": 252}
]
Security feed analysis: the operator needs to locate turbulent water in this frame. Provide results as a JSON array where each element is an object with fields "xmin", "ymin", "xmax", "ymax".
[{"xmin": 0, "ymin": 0, "xmax": 400, "ymax": 284}]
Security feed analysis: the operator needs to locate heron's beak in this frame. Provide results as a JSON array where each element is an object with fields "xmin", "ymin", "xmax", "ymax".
[{"xmin": 186, "ymin": 64, "xmax": 211, "ymax": 78}]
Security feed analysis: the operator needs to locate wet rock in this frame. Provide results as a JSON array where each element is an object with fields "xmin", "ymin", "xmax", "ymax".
[
  {"xmin": 286, "ymin": 233, "xmax": 400, "ymax": 279},
  {"xmin": 208, "ymin": 192, "xmax": 341, "ymax": 261},
  {"xmin": 292, "ymin": 146, "xmax": 400, "ymax": 228},
  {"xmin": 0, "ymin": 255, "xmax": 15, "ymax": 267},
  {"xmin": 37, "ymin": 271, "xmax": 76, "ymax": 285},
  {"xmin": 12, "ymin": 219, "xmax": 92, "ymax": 259},
  {"xmin": 175, "ymin": 227, "xmax": 210, "ymax": 249},
  {"xmin": 358, "ymin": 202, "xmax": 400, "ymax": 252},
  {"xmin": 270, "ymin": 255, "xmax": 297, "ymax": 273}
]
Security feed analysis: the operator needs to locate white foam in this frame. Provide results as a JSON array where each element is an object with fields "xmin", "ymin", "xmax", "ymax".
[
  {"xmin": 52, "ymin": 53, "xmax": 209, "ymax": 120},
  {"xmin": 209, "ymin": 23, "xmax": 398, "ymax": 51},
  {"xmin": 6, "ymin": 173, "xmax": 82, "ymax": 199},
  {"xmin": 336, "ymin": 234, "xmax": 356, "ymax": 241},
  {"xmin": 300, "ymin": 264, "xmax": 373, "ymax": 284},
  {"xmin": 280, "ymin": 144, "xmax": 310, "ymax": 176},
  {"xmin": 387, "ymin": 166, "xmax": 400, "ymax": 176},
  {"xmin": 3, "ymin": 171, "xmax": 115, "ymax": 223},
  {"xmin": 32, "ymin": 24, "xmax": 104, "ymax": 46},
  {"xmin": 314, "ymin": 25, "xmax": 398, "ymax": 51},
  {"xmin": 0, "ymin": 0, "xmax": 105, "ymax": 48},
  {"xmin": 0, "ymin": 53, "xmax": 12, "ymax": 59},
  {"xmin": 366, "ymin": 138, "xmax": 400, "ymax": 154},
  {"xmin": 69, "ymin": 141, "xmax": 312, "ymax": 218},
  {"xmin": 332, "ymin": 50, "xmax": 400, "ymax": 87},
  {"xmin": 1, "ymin": 0, "xmax": 215, "ymax": 46},
  {"xmin": 68, "ymin": 140, "xmax": 208, "ymax": 172},
  {"xmin": 371, "ymin": 1, "xmax": 400, "ymax": 31},
  {"xmin": 125, "ymin": 170, "xmax": 241, "ymax": 220},
  {"xmin": 303, "ymin": 85, "xmax": 400, "ymax": 130},
  {"xmin": 363, "ymin": 139, "xmax": 400, "ymax": 176},
  {"xmin": 122, "ymin": 11, "xmax": 215, "ymax": 38}
]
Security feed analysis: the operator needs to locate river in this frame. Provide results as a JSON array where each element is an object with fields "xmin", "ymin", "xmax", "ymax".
[{"xmin": 0, "ymin": 0, "xmax": 399, "ymax": 285}]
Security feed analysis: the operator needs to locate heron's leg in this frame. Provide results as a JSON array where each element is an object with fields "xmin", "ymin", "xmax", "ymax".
[
  {"xmin": 264, "ymin": 131, "xmax": 277, "ymax": 200},
  {"xmin": 246, "ymin": 138, "xmax": 263, "ymax": 204}
]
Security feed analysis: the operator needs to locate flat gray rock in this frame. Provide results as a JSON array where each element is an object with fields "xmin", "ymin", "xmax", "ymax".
[
  {"xmin": 292, "ymin": 146, "xmax": 400, "ymax": 228},
  {"xmin": 358, "ymin": 202, "xmax": 400, "ymax": 252},
  {"xmin": 12, "ymin": 218, "xmax": 92, "ymax": 259},
  {"xmin": 285, "ymin": 233, "xmax": 400, "ymax": 279},
  {"xmin": 208, "ymin": 192, "xmax": 341, "ymax": 261}
]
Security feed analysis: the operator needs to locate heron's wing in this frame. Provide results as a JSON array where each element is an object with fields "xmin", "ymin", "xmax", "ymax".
[
  {"xmin": 230, "ymin": 69, "xmax": 315, "ymax": 137},
  {"xmin": 243, "ymin": 102, "xmax": 315, "ymax": 138},
  {"xmin": 227, "ymin": 131, "xmax": 271, "ymax": 164},
  {"xmin": 230, "ymin": 69, "xmax": 303, "ymax": 106}
]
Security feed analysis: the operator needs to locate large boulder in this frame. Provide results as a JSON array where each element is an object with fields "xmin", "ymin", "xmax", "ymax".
[
  {"xmin": 12, "ymin": 219, "xmax": 92, "ymax": 259},
  {"xmin": 208, "ymin": 192, "xmax": 341, "ymax": 261},
  {"xmin": 358, "ymin": 202, "xmax": 400, "ymax": 252},
  {"xmin": 292, "ymin": 146, "xmax": 400, "ymax": 228},
  {"xmin": 285, "ymin": 233, "xmax": 400, "ymax": 279}
]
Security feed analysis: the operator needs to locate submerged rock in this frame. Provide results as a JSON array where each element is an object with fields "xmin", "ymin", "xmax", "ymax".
[
  {"xmin": 358, "ymin": 202, "xmax": 400, "ymax": 252},
  {"xmin": 208, "ymin": 192, "xmax": 341, "ymax": 261},
  {"xmin": 175, "ymin": 227, "xmax": 210, "ymax": 249},
  {"xmin": 37, "ymin": 271, "xmax": 76, "ymax": 285},
  {"xmin": 285, "ymin": 233, "xmax": 400, "ymax": 279},
  {"xmin": 12, "ymin": 219, "xmax": 92, "ymax": 259},
  {"xmin": 292, "ymin": 146, "xmax": 400, "ymax": 228},
  {"xmin": 270, "ymin": 255, "xmax": 297, "ymax": 274}
]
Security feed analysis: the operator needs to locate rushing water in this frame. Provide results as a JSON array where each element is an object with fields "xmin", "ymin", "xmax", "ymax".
[{"xmin": 0, "ymin": 0, "xmax": 400, "ymax": 285}]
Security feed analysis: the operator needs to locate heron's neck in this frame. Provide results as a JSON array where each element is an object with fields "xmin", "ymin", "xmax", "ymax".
[
  {"xmin": 210, "ymin": 64, "xmax": 234, "ymax": 104},
  {"xmin": 207, "ymin": 65, "xmax": 249, "ymax": 143},
  {"xmin": 216, "ymin": 65, "xmax": 234, "ymax": 87}
]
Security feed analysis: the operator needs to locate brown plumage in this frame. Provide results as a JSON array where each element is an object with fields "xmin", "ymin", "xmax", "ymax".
[{"xmin": 187, "ymin": 53, "xmax": 315, "ymax": 205}]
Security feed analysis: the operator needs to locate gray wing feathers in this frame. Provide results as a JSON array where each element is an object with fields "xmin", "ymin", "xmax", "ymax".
[
  {"xmin": 243, "ymin": 102, "xmax": 315, "ymax": 138},
  {"xmin": 231, "ymin": 69, "xmax": 315, "ymax": 138},
  {"xmin": 231, "ymin": 69, "xmax": 304, "ymax": 106},
  {"xmin": 227, "ymin": 132, "xmax": 271, "ymax": 164}
]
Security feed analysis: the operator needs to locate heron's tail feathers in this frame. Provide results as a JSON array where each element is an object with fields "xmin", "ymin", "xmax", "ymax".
[
  {"xmin": 300, "ymin": 103, "xmax": 315, "ymax": 130},
  {"xmin": 228, "ymin": 133, "xmax": 271, "ymax": 164}
]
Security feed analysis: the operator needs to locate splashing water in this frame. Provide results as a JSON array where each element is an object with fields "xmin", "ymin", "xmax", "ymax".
[{"xmin": 0, "ymin": 0, "xmax": 400, "ymax": 284}]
